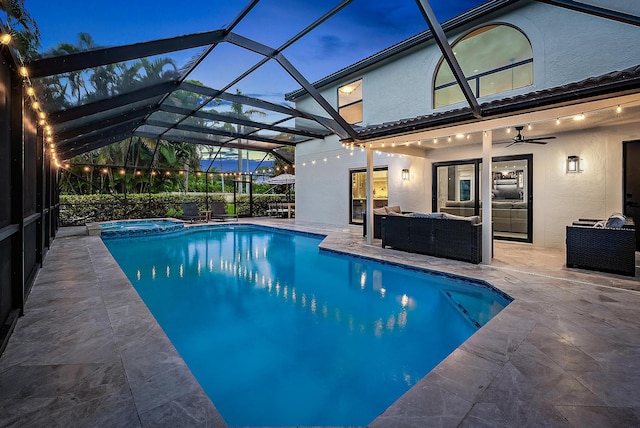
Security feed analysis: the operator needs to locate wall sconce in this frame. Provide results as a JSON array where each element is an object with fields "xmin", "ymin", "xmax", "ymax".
[
  {"xmin": 402, "ymin": 168, "xmax": 410, "ymax": 181},
  {"xmin": 567, "ymin": 156, "xmax": 580, "ymax": 173}
]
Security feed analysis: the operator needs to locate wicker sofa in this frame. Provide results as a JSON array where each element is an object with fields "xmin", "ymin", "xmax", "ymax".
[
  {"xmin": 362, "ymin": 206, "xmax": 407, "ymax": 239},
  {"xmin": 566, "ymin": 217, "xmax": 636, "ymax": 276},
  {"xmin": 381, "ymin": 213, "xmax": 484, "ymax": 264}
]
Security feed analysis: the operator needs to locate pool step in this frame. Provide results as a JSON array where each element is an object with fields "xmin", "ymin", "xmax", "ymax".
[{"xmin": 442, "ymin": 289, "xmax": 483, "ymax": 329}]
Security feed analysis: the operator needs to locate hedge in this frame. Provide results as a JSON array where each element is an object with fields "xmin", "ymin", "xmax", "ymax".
[{"xmin": 59, "ymin": 193, "xmax": 292, "ymax": 225}]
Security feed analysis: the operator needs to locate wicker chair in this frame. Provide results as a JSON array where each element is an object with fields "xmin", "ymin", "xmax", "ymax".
[{"xmin": 566, "ymin": 223, "xmax": 636, "ymax": 276}]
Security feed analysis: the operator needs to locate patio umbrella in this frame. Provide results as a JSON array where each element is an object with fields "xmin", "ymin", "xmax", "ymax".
[
  {"xmin": 266, "ymin": 173, "xmax": 295, "ymax": 203},
  {"xmin": 265, "ymin": 173, "xmax": 295, "ymax": 185}
]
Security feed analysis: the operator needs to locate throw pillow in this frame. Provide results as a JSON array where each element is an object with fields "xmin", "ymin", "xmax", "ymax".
[
  {"xmin": 605, "ymin": 213, "xmax": 626, "ymax": 228},
  {"xmin": 385, "ymin": 205, "xmax": 402, "ymax": 213},
  {"xmin": 373, "ymin": 207, "xmax": 387, "ymax": 215}
]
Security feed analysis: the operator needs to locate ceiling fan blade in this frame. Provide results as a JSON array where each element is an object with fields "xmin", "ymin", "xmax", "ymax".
[
  {"xmin": 528, "ymin": 136, "xmax": 556, "ymax": 140},
  {"xmin": 523, "ymin": 140, "xmax": 548, "ymax": 145},
  {"xmin": 504, "ymin": 141, "xmax": 517, "ymax": 148}
]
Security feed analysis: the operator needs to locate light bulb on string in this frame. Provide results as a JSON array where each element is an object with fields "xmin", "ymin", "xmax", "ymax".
[{"xmin": 0, "ymin": 33, "xmax": 12, "ymax": 45}]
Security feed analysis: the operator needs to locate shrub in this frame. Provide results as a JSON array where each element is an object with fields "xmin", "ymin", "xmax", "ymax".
[
  {"xmin": 59, "ymin": 193, "xmax": 293, "ymax": 225},
  {"xmin": 59, "ymin": 193, "xmax": 226, "ymax": 225}
]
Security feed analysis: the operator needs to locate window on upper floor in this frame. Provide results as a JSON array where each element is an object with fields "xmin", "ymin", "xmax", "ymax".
[
  {"xmin": 338, "ymin": 79, "xmax": 363, "ymax": 124},
  {"xmin": 434, "ymin": 25, "xmax": 533, "ymax": 109}
]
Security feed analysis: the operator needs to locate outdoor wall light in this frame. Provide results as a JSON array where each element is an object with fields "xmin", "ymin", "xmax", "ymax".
[
  {"xmin": 567, "ymin": 155, "xmax": 580, "ymax": 173},
  {"xmin": 402, "ymin": 168, "xmax": 410, "ymax": 181}
]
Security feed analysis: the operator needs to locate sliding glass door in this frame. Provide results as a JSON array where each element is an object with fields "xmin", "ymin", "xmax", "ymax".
[
  {"xmin": 350, "ymin": 168, "xmax": 388, "ymax": 224},
  {"xmin": 433, "ymin": 155, "xmax": 532, "ymax": 242}
]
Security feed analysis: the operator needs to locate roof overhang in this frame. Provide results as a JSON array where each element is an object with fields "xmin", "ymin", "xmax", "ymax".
[{"xmin": 351, "ymin": 64, "xmax": 640, "ymax": 146}]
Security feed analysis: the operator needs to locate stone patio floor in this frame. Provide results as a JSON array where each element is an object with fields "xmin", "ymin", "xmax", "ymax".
[{"xmin": 1, "ymin": 218, "xmax": 639, "ymax": 427}]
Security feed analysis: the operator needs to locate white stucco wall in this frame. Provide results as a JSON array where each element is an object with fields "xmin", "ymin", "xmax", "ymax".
[
  {"xmin": 293, "ymin": 1, "xmax": 640, "ymax": 249},
  {"xmin": 295, "ymin": 137, "xmax": 430, "ymax": 224}
]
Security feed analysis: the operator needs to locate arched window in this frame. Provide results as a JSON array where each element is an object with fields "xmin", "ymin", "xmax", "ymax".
[{"xmin": 434, "ymin": 25, "xmax": 533, "ymax": 108}]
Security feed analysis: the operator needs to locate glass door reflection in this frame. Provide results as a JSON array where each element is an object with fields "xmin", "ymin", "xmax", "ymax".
[
  {"xmin": 433, "ymin": 155, "xmax": 532, "ymax": 243},
  {"xmin": 350, "ymin": 168, "xmax": 388, "ymax": 224}
]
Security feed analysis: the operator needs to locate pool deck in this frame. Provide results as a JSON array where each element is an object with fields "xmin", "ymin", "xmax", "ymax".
[{"xmin": 1, "ymin": 218, "xmax": 640, "ymax": 427}]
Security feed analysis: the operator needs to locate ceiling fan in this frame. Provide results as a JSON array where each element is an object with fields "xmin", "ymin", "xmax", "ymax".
[{"xmin": 505, "ymin": 126, "xmax": 556, "ymax": 148}]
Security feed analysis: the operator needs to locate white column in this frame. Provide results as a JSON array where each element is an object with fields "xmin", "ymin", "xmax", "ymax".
[
  {"xmin": 482, "ymin": 130, "xmax": 493, "ymax": 264},
  {"xmin": 366, "ymin": 147, "xmax": 374, "ymax": 245}
]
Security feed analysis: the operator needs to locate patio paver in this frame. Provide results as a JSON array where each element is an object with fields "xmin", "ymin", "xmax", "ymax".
[{"xmin": 1, "ymin": 219, "xmax": 639, "ymax": 427}]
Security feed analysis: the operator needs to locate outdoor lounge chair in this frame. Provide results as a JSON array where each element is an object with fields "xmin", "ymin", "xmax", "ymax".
[
  {"xmin": 210, "ymin": 201, "xmax": 238, "ymax": 222},
  {"xmin": 566, "ymin": 215, "xmax": 636, "ymax": 276},
  {"xmin": 180, "ymin": 202, "xmax": 207, "ymax": 223}
]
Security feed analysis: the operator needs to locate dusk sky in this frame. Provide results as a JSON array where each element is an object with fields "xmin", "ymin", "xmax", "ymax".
[{"xmin": 24, "ymin": 0, "xmax": 486, "ymax": 100}]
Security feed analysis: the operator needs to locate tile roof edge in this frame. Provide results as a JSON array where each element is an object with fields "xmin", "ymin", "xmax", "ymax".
[{"xmin": 354, "ymin": 64, "xmax": 640, "ymax": 140}]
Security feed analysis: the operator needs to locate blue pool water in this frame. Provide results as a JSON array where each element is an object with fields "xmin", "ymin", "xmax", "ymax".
[{"xmin": 103, "ymin": 225, "xmax": 511, "ymax": 426}]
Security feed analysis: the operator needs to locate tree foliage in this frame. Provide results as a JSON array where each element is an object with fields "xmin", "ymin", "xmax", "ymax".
[{"xmin": 0, "ymin": 0, "xmax": 41, "ymax": 58}]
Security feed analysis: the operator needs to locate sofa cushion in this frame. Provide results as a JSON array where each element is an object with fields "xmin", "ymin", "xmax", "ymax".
[
  {"xmin": 442, "ymin": 212, "xmax": 480, "ymax": 225},
  {"xmin": 606, "ymin": 213, "xmax": 626, "ymax": 228},
  {"xmin": 413, "ymin": 212, "xmax": 444, "ymax": 219},
  {"xmin": 492, "ymin": 201, "xmax": 513, "ymax": 209},
  {"xmin": 373, "ymin": 207, "xmax": 387, "ymax": 215},
  {"xmin": 385, "ymin": 205, "xmax": 401, "ymax": 213}
]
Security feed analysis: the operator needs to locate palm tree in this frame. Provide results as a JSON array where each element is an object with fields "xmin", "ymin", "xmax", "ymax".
[
  {"xmin": 45, "ymin": 33, "xmax": 97, "ymax": 105},
  {"xmin": 138, "ymin": 57, "xmax": 178, "ymax": 84},
  {"xmin": 231, "ymin": 89, "xmax": 266, "ymax": 193},
  {"xmin": 0, "ymin": 0, "xmax": 40, "ymax": 59}
]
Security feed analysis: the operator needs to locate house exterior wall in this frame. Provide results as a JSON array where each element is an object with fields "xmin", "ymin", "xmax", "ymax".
[
  {"xmin": 421, "ymin": 122, "xmax": 640, "ymax": 248},
  {"xmin": 293, "ymin": 1, "xmax": 640, "ymax": 249},
  {"xmin": 295, "ymin": 136, "xmax": 429, "ymax": 225}
]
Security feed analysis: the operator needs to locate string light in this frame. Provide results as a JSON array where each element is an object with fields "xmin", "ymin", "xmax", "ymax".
[{"xmin": 0, "ymin": 33, "xmax": 12, "ymax": 45}]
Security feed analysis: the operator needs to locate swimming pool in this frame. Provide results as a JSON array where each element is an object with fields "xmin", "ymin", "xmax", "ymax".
[{"xmin": 103, "ymin": 225, "xmax": 511, "ymax": 426}]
